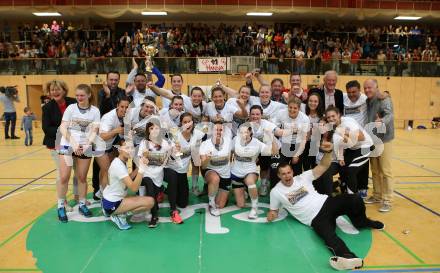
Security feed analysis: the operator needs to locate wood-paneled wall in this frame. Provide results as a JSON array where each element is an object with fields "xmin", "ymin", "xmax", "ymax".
[{"xmin": 1, "ymin": 74, "xmax": 439, "ymax": 129}]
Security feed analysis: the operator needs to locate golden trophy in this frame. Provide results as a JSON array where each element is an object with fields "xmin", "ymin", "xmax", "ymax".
[
  {"xmin": 142, "ymin": 44, "xmax": 159, "ymax": 74},
  {"xmin": 169, "ymin": 127, "xmax": 183, "ymax": 157}
]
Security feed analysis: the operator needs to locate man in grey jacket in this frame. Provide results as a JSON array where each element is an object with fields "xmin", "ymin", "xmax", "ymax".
[
  {"xmin": 363, "ymin": 79, "xmax": 394, "ymax": 212},
  {"xmin": 0, "ymin": 87, "xmax": 20, "ymax": 139}
]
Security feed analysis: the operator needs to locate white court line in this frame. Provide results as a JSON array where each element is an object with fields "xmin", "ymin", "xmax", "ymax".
[
  {"xmin": 0, "ymin": 190, "xmax": 25, "ymax": 200},
  {"xmin": 198, "ymin": 211, "xmax": 203, "ymax": 273}
]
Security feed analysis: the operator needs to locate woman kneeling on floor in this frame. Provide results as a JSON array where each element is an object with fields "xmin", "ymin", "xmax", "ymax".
[{"xmin": 102, "ymin": 140, "xmax": 155, "ymax": 230}]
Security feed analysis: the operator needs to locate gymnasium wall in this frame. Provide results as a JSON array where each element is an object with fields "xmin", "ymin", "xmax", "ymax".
[{"xmin": 0, "ymin": 74, "xmax": 439, "ymax": 129}]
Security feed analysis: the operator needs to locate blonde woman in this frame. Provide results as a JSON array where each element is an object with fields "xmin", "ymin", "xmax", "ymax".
[
  {"xmin": 57, "ymin": 84, "xmax": 100, "ymax": 222},
  {"xmin": 42, "ymin": 80, "xmax": 78, "ymax": 210}
]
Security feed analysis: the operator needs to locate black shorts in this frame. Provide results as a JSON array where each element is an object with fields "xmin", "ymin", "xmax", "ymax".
[
  {"xmin": 201, "ymin": 168, "xmax": 231, "ymax": 191},
  {"xmin": 257, "ymin": 155, "xmax": 271, "ymax": 170}
]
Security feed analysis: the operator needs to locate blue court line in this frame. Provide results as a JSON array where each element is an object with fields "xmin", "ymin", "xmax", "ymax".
[
  {"xmin": 0, "ymin": 147, "xmax": 44, "ymax": 165},
  {"xmin": 394, "ymin": 190, "xmax": 440, "ymax": 217},
  {"xmin": 0, "ymin": 169, "xmax": 56, "ymax": 200},
  {"xmin": 351, "ymin": 268, "xmax": 440, "ymax": 273}
]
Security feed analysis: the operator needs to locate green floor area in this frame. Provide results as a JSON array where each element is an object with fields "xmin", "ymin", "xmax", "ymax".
[{"xmin": 27, "ymin": 193, "xmax": 372, "ymax": 273}]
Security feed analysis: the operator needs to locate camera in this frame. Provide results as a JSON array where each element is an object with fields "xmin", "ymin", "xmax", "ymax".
[{"xmin": 0, "ymin": 86, "xmax": 18, "ymax": 98}]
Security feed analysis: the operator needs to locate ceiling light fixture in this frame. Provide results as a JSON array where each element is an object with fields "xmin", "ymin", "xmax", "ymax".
[
  {"xmin": 394, "ymin": 16, "xmax": 421, "ymax": 20},
  {"xmin": 246, "ymin": 12, "xmax": 273, "ymax": 16},
  {"xmin": 32, "ymin": 12, "xmax": 62, "ymax": 16},
  {"xmin": 141, "ymin": 11, "xmax": 168, "ymax": 16}
]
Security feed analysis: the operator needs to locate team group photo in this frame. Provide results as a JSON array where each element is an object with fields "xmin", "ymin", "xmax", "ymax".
[{"xmin": 0, "ymin": 1, "xmax": 439, "ymax": 273}]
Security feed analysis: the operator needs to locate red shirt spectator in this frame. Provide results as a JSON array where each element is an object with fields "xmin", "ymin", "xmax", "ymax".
[
  {"xmin": 273, "ymin": 33, "xmax": 284, "ymax": 47},
  {"xmin": 322, "ymin": 50, "xmax": 331, "ymax": 62},
  {"xmin": 351, "ymin": 50, "xmax": 361, "ymax": 64}
]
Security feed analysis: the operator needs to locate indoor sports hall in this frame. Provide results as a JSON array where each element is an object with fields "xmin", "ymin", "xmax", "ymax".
[{"xmin": 0, "ymin": 1, "xmax": 439, "ymax": 272}]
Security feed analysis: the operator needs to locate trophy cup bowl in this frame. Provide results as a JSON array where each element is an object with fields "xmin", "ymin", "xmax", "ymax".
[
  {"xmin": 169, "ymin": 127, "xmax": 183, "ymax": 157},
  {"xmin": 142, "ymin": 44, "xmax": 159, "ymax": 73}
]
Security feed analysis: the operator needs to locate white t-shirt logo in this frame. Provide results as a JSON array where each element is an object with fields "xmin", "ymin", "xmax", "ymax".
[{"xmin": 286, "ymin": 186, "xmax": 309, "ymax": 205}]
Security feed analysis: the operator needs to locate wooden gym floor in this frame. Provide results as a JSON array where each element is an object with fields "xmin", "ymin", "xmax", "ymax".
[{"xmin": 0, "ymin": 128, "xmax": 439, "ymax": 273}]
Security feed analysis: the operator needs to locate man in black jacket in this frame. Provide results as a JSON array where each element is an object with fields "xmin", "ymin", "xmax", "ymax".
[
  {"xmin": 310, "ymin": 70, "xmax": 344, "ymax": 114},
  {"xmin": 98, "ymin": 71, "xmax": 132, "ymax": 116},
  {"xmin": 93, "ymin": 71, "xmax": 132, "ymax": 200}
]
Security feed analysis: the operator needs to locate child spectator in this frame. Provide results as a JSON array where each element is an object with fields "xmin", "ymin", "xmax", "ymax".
[{"xmin": 21, "ymin": 107, "xmax": 36, "ymax": 146}]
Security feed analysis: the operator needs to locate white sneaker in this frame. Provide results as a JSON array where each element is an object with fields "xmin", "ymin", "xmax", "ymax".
[
  {"xmin": 111, "ymin": 214, "xmax": 132, "ymax": 230},
  {"xmin": 329, "ymin": 256, "xmax": 363, "ymax": 270},
  {"xmin": 94, "ymin": 189, "xmax": 103, "ymax": 200},
  {"xmin": 209, "ymin": 204, "xmax": 220, "ymax": 217},
  {"xmin": 130, "ymin": 212, "xmax": 147, "ymax": 223},
  {"xmin": 259, "ymin": 183, "xmax": 268, "ymax": 196},
  {"xmin": 248, "ymin": 207, "xmax": 258, "ymax": 219}
]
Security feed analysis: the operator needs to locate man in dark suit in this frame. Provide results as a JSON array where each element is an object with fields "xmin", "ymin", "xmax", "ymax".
[
  {"xmin": 98, "ymin": 71, "xmax": 132, "ymax": 116},
  {"xmin": 93, "ymin": 71, "xmax": 132, "ymax": 200},
  {"xmin": 310, "ymin": 70, "xmax": 344, "ymax": 114}
]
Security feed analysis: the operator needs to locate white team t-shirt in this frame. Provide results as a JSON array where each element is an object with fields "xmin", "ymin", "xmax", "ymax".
[
  {"xmin": 270, "ymin": 170, "xmax": 328, "ymax": 226},
  {"xmin": 103, "ymin": 157, "xmax": 129, "ymax": 202},
  {"xmin": 128, "ymin": 108, "xmax": 158, "ymax": 146},
  {"xmin": 225, "ymin": 97, "xmax": 257, "ymax": 134},
  {"xmin": 182, "ymin": 95, "xmax": 206, "ymax": 123},
  {"xmin": 60, "ymin": 104, "xmax": 100, "ymax": 147},
  {"xmin": 132, "ymin": 89, "xmax": 157, "ymax": 107},
  {"xmin": 159, "ymin": 108, "xmax": 182, "ymax": 130},
  {"xmin": 334, "ymin": 116, "xmax": 373, "ymax": 151},
  {"xmin": 274, "ymin": 109, "xmax": 310, "ymax": 145},
  {"xmin": 204, "ymin": 101, "xmax": 234, "ymax": 123},
  {"xmin": 250, "ymin": 119, "xmax": 277, "ymax": 143},
  {"xmin": 251, "ymin": 99, "xmax": 286, "ymax": 122},
  {"xmin": 231, "ymin": 137, "xmax": 268, "ymax": 178},
  {"xmin": 343, "ymin": 93, "xmax": 367, "ymax": 126},
  {"xmin": 161, "ymin": 90, "xmax": 184, "ymax": 109},
  {"xmin": 199, "ymin": 135, "xmax": 233, "ymax": 179},
  {"xmin": 137, "ymin": 139, "xmax": 171, "ymax": 187},
  {"xmin": 166, "ymin": 129, "xmax": 206, "ymax": 173},
  {"xmin": 99, "ymin": 109, "xmax": 123, "ymax": 150}
]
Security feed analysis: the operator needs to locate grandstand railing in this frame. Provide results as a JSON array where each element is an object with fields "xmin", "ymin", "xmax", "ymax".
[{"xmin": 0, "ymin": 57, "xmax": 438, "ymax": 77}]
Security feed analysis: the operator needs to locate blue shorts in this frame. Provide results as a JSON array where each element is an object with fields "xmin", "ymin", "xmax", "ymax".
[
  {"xmin": 102, "ymin": 198, "xmax": 122, "ymax": 215},
  {"xmin": 230, "ymin": 173, "xmax": 259, "ymax": 189},
  {"xmin": 58, "ymin": 145, "xmax": 94, "ymax": 159}
]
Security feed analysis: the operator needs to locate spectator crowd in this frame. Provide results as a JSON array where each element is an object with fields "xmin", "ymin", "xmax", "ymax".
[{"xmin": 0, "ymin": 21, "xmax": 439, "ymax": 76}]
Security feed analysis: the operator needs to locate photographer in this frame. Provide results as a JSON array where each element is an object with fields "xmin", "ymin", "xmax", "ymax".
[{"xmin": 0, "ymin": 86, "xmax": 20, "ymax": 139}]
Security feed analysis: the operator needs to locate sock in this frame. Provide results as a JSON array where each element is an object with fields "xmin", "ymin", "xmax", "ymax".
[
  {"xmin": 251, "ymin": 197, "xmax": 258, "ymax": 209},
  {"xmin": 79, "ymin": 199, "xmax": 86, "ymax": 206},
  {"xmin": 58, "ymin": 199, "xmax": 66, "ymax": 209},
  {"xmin": 208, "ymin": 192, "xmax": 217, "ymax": 207},
  {"xmin": 192, "ymin": 174, "xmax": 199, "ymax": 189},
  {"xmin": 139, "ymin": 186, "xmax": 146, "ymax": 196}
]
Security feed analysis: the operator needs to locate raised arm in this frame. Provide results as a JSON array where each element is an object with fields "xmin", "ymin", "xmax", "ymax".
[
  {"xmin": 147, "ymin": 82, "xmax": 174, "ymax": 100},
  {"xmin": 217, "ymin": 80, "xmax": 239, "ymax": 98},
  {"xmin": 152, "ymin": 67, "xmax": 165, "ymax": 88},
  {"xmin": 311, "ymin": 141, "xmax": 333, "ymax": 179}
]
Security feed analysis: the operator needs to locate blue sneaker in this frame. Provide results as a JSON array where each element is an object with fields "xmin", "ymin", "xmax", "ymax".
[
  {"xmin": 79, "ymin": 204, "xmax": 92, "ymax": 217},
  {"xmin": 358, "ymin": 190, "xmax": 368, "ymax": 199},
  {"xmin": 57, "ymin": 207, "xmax": 68, "ymax": 223},
  {"xmin": 111, "ymin": 214, "xmax": 132, "ymax": 230}
]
